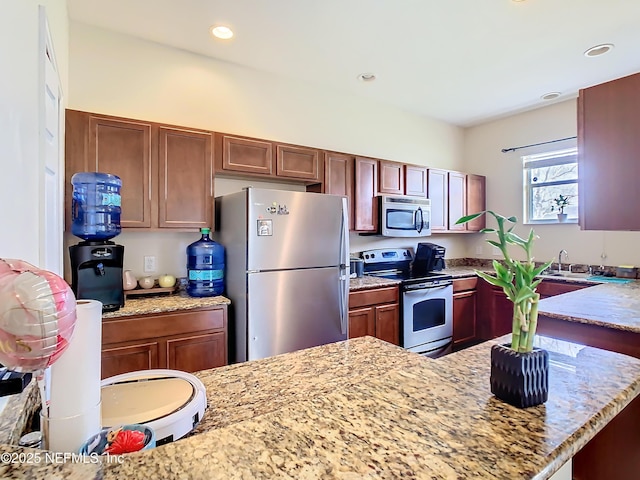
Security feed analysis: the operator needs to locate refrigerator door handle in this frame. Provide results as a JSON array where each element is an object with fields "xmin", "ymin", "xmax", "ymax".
[{"xmin": 339, "ymin": 197, "xmax": 349, "ymax": 335}]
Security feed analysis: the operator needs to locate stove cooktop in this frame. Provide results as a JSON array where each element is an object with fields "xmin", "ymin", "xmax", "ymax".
[{"xmin": 368, "ymin": 270, "xmax": 452, "ymax": 284}]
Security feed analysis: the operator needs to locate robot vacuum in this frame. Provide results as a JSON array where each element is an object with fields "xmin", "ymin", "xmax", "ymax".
[{"xmin": 101, "ymin": 369, "xmax": 207, "ymax": 446}]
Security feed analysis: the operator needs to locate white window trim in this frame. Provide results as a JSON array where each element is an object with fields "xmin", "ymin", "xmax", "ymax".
[{"xmin": 523, "ymin": 147, "xmax": 578, "ymax": 225}]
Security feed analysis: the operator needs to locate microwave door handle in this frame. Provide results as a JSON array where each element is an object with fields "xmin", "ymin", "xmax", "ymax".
[{"xmin": 416, "ymin": 207, "xmax": 423, "ymax": 233}]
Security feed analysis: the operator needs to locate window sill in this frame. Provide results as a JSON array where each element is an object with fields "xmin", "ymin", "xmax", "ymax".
[{"xmin": 524, "ymin": 219, "xmax": 579, "ymax": 225}]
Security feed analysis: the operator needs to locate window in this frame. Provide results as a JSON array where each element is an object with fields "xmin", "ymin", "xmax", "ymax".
[{"xmin": 523, "ymin": 147, "xmax": 578, "ymax": 223}]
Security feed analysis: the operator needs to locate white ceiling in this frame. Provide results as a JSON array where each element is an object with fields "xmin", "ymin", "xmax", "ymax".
[{"xmin": 66, "ymin": 0, "xmax": 640, "ymax": 127}]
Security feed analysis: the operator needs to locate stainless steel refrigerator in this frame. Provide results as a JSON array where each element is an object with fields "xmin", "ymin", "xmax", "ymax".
[{"xmin": 215, "ymin": 188, "xmax": 349, "ymax": 362}]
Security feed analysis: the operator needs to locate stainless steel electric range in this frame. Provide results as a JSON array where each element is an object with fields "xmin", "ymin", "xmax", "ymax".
[{"xmin": 362, "ymin": 248, "xmax": 453, "ymax": 358}]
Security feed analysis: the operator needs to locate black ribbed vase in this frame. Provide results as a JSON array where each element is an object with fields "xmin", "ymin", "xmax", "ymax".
[{"xmin": 490, "ymin": 343, "xmax": 549, "ymax": 408}]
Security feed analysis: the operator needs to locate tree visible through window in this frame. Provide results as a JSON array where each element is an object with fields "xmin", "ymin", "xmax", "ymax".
[{"xmin": 523, "ymin": 148, "xmax": 578, "ymax": 223}]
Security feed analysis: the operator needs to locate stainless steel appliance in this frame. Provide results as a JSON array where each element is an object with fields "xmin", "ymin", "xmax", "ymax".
[
  {"xmin": 215, "ymin": 188, "xmax": 350, "ymax": 362},
  {"xmin": 362, "ymin": 247, "xmax": 453, "ymax": 358},
  {"xmin": 378, "ymin": 195, "xmax": 431, "ymax": 237}
]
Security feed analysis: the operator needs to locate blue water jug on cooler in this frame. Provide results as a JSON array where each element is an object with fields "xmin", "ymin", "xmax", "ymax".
[
  {"xmin": 186, "ymin": 227, "xmax": 225, "ymax": 297},
  {"xmin": 71, "ymin": 172, "xmax": 122, "ymax": 241}
]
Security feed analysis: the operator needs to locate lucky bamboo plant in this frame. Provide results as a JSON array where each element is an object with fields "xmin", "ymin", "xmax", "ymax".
[{"xmin": 456, "ymin": 211, "xmax": 553, "ymax": 353}]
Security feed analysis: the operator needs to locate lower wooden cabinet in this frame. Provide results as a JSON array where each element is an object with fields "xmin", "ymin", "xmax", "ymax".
[
  {"xmin": 348, "ymin": 286, "xmax": 400, "ymax": 345},
  {"xmin": 101, "ymin": 305, "xmax": 228, "ymax": 379},
  {"xmin": 452, "ymin": 277, "xmax": 478, "ymax": 348}
]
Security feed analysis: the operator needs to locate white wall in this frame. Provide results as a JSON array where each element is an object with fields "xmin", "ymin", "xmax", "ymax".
[
  {"xmin": 0, "ymin": 0, "xmax": 68, "ymax": 266},
  {"xmin": 66, "ymin": 22, "xmax": 468, "ymax": 278},
  {"xmin": 463, "ymin": 99, "xmax": 640, "ymax": 267}
]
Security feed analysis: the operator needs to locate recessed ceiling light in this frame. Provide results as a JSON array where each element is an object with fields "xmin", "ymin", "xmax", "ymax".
[
  {"xmin": 584, "ymin": 43, "xmax": 614, "ymax": 57},
  {"xmin": 541, "ymin": 92, "xmax": 561, "ymax": 101},
  {"xmin": 357, "ymin": 73, "xmax": 376, "ymax": 82},
  {"xmin": 210, "ymin": 25, "xmax": 234, "ymax": 40}
]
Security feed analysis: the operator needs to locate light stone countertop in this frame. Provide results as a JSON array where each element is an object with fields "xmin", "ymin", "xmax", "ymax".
[
  {"xmin": 102, "ymin": 292, "xmax": 230, "ymax": 319},
  {"xmin": 0, "ymin": 336, "xmax": 639, "ymax": 479}
]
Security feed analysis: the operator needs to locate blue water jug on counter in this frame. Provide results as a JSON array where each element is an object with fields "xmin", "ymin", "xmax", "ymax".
[
  {"xmin": 71, "ymin": 172, "xmax": 122, "ymax": 241},
  {"xmin": 186, "ymin": 227, "xmax": 225, "ymax": 297}
]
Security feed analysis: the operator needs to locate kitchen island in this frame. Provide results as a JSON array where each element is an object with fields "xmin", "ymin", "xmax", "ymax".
[{"xmin": 3, "ymin": 334, "xmax": 638, "ymax": 479}]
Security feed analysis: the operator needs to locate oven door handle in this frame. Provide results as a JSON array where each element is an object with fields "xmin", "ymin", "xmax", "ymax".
[
  {"xmin": 415, "ymin": 207, "xmax": 424, "ymax": 233},
  {"xmin": 404, "ymin": 282, "xmax": 452, "ymax": 292}
]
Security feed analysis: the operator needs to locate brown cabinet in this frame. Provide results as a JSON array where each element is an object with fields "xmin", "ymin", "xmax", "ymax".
[
  {"xmin": 404, "ymin": 165, "xmax": 427, "ymax": 198},
  {"xmin": 427, "ymin": 168, "xmax": 448, "ymax": 232},
  {"xmin": 101, "ymin": 305, "xmax": 227, "ymax": 379},
  {"xmin": 452, "ymin": 277, "xmax": 478, "ymax": 348},
  {"xmin": 348, "ymin": 286, "xmax": 400, "ymax": 345},
  {"xmin": 466, "ymin": 174, "xmax": 486, "ymax": 231},
  {"xmin": 353, "ymin": 157, "xmax": 378, "ymax": 232},
  {"xmin": 578, "ymin": 72, "xmax": 640, "ymax": 231},
  {"xmin": 536, "ymin": 279, "xmax": 589, "ymax": 299},
  {"xmin": 427, "ymin": 169, "xmax": 486, "ymax": 233},
  {"xmin": 448, "ymin": 171, "xmax": 467, "ymax": 231},
  {"xmin": 215, "ymin": 133, "xmax": 321, "ymax": 182},
  {"xmin": 323, "ymin": 152, "xmax": 354, "ymax": 230},
  {"xmin": 65, "ymin": 110, "xmax": 214, "ymax": 231},
  {"xmin": 158, "ymin": 127, "xmax": 214, "ymax": 229},
  {"xmin": 378, "ymin": 160, "xmax": 404, "ymax": 195},
  {"xmin": 476, "ymin": 280, "xmax": 513, "ymax": 341},
  {"xmin": 217, "ymin": 134, "xmax": 273, "ymax": 176}
]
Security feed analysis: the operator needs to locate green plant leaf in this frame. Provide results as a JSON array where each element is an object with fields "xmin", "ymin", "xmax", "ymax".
[
  {"xmin": 486, "ymin": 240, "xmax": 502, "ymax": 249},
  {"xmin": 505, "ymin": 232, "xmax": 526, "ymax": 246},
  {"xmin": 480, "ymin": 228, "xmax": 496, "ymax": 234},
  {"xmin": 514, "ymin": 287, "xmax": 536, "ymax": 304},
  {"xmin": 476, "ymin": 270, "xmax": 513, "ymax": 290},
  {"xmin": 507, "ymin": 216, "xmax": 518, "ymax": 223},
  {"xmin": 532, "ymin": 260, "xmax": 554, "ymax": 277},
  {"xmin": 456, "ymin": 212, "xmax": 485, "ymax": 225}
]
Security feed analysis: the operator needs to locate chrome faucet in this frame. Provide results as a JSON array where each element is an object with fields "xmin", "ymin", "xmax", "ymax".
[{"xmin": 558, "ymin": 249, "xmax": 568, "ymax": 272}]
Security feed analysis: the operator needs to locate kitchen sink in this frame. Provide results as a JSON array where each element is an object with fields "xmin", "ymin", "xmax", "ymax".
[{"xmin": 545, "ymin": 271, "xmax": 590, "ymax": 279}]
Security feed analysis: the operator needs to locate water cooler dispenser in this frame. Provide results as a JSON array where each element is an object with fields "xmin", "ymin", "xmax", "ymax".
[{"xmin": 69, "ymin": 172, "xmax": 125, "ymax": 312}]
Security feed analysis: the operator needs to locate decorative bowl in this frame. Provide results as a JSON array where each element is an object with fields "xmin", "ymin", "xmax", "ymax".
[
  {"xmin": 138, "ymin": 276, "xmax": 155, "ymax": 289},
  {"xmin": 79, "ymin": 424, "xmax": 155, "ymax": 455}
]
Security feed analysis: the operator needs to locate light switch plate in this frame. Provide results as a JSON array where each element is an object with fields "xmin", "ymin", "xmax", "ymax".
[{"xmin": 492, "ymin": 247, "xmax": 501, "ymax": 256}]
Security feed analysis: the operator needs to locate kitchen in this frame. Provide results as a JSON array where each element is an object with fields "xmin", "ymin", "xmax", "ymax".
[{"xmin": 2, "ymin": 1, "xmax": 640, "ymax": 479}]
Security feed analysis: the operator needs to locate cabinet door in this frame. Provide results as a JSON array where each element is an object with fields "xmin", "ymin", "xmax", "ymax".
[
  {"xmin": 579, "ymin": 72, "xmax": 640, "ymax": 230},
  {"xmin": 101, "ymin": 342, "xmax": 159, "ymax": 379},
  {"xmin": 324, "ymin": 152, "xmax": 354, "ymax": 230},
  {"xmin": 87, "ymin": 114, "xmax": 153, "ymax": 228},
  {"xmin": 167, "ymin": 331, "xmax": 227, "ymax": 373},
  {"xmin": 536, "ymin": 280, "xmax": 589, "ymax": 299},
  {"xmin": 158, "ymin": 127, "xmax": 213, "ymax": 229},
  {"xmin": 276, "ymin": 144, "xmax": 320, "ymax": 181},
  {"xmin": 448, "ymin": 171, "xmax": 467, "ymax": 231},
  {"xmin": 375, "ymin": 303, "xmax": 400, "ymax": 346},
  {"xmin": 427, "ymin": 169, "xmax": 448, "ymax": 231},
  {"xmin": 378, "ymin": 161, "xmax": 404, "ymax": 195},
  {"xmin": 453, "ymin": 291, "xmax": 476, "ymax": 346},
  {"xmin": 348, "ymin": 307, "xmax": 376, "ymax": 339},
  {"xmin": 405, "ymin": 165, "xmax": 427, "ymax": 198},
  {"xmin": 466, "ymin": 174, "xmax": 486, "ymax": 231},
  {"xmin": 221, "ymin": 135, "xmax": 274, "ymax": 175},
  {"xmin": 354, "ymin": 157, "xmax": 378, "ymax": 231}
]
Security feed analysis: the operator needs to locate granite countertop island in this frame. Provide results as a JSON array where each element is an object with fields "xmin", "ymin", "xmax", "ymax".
[{"xmin": 3, "ymin": 335, "xmax": 638, "ymax": 479}]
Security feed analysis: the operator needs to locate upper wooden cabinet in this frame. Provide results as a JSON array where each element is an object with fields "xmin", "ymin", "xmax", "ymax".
[
  {"xmin": 218, "ymin": 134, "xmax": 273, "ymax": 175},
  {"xmin": 65, "ymin": 110, "xmax": 214, "ymax": 231},
  {"xmin": 324, "ymin": 152, "xmax": 354, "ymax": 230},
  {"xmin": 427, "ymin": 168, "xmax": 449, "ymax": 232},
  {"xmin": 378, "ymin": 160, "xmax": 404, "ymax": 195},
  {"xmin": 158, "ymin": 127, "xmax": 213, "ymax": 229},
  {"xmin": 214, "ymin": 133, "xmax": 321, "ymax": 183},
  {"xmin": 404, "ymin": 165, "xmax": 428, "ymax": 198},
  {"xmin": 578, "ymin": 72, "xmax": 640, "ymax": 230},
  {"xmin": 354, "ymin": 157, "xmax": 378, "ymax": 232},
  {"xmin": 427, "ymin": 169, "xmax": 486, "ymax": 233},
  {"xmin": 276, "ymin": 143, "xmax": 321, "ymax": 180}
]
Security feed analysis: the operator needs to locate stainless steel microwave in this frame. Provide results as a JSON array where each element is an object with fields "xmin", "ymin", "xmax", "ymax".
[{"xmin": 378, "ymin": 195, "xmax": 431, "ymax": 237}]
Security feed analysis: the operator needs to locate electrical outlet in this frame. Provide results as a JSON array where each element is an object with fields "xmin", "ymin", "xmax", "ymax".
[
  {"xmin": 492, "ymin": 246, "xmax": 501, "ymax": 256},
  {"xmin": 475, "ymin": 245, "xmax": 483, "ymax": 255},
  {"xmin": 144, "ymin": 256, "xmax": 156, "ymax": 273}
]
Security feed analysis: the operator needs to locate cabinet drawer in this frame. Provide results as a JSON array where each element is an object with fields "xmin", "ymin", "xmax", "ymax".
[
  {"xmin": 453, "ymin": 277, "xmax": 478, "ymax": 293},
  {"xmin": 103, "ymin": 307, "xmax": 226, "ymax": 345},
  {"xmin": 349, "ymin": 286, "xmax": 399, "ymax": 309},
  {"xmin": 537, "ymin": 281, "xmax": 589, "ymax": 298}
]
